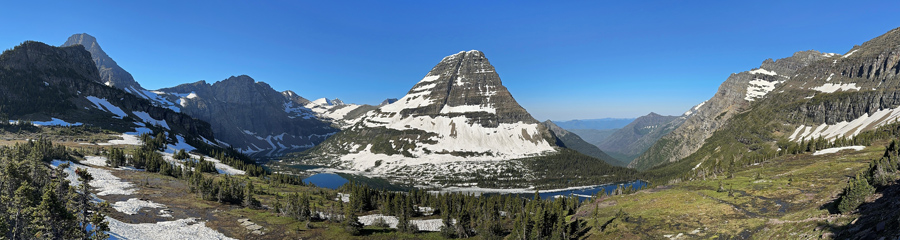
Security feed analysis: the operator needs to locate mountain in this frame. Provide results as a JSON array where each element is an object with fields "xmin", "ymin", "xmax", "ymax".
[
  {"xmin": 0, "ymin": 41, "xmax": 214, "ymax": 142},
  {"xmin": 542, "ymin": 120, "xmax": 626, "ymax": 166},
  {"xmin": 631, "ymin": 49, "xmax": 832, "ymax": 170},
  {"xmin": 153, "ymin": 76, "xmax": 340, "ymax": 157},
  {"xmin": 293, "ymin": 50, "xmax": 633, "ymax": 188},
  {"xmin": 60, "ymin": 34, "xmax": 150, "ymax": 95},
  {"xmin": 642, "ymin": 27, "xmax": 900, "ymax": 182},
  {"xmin": 553, "ymin": 118, "xmax": 635, "ymax": 130},
  {"xmin": 596, "ymin": 112, "xmax": 684, "ymax": 164},
  {"xmin": 567, "ymin": 128, "xmax": 618, "ymax": 146},
  {"xmin": 303, "ymin": 97, "xmax": 378, "ymax": 129},
  {"xmin": 379, "ymin": 98, "xmax": 399, "ymax": 106},
  {"xmin": 60, "ymin": 33, "xmax": 375, "ymax": 158}
]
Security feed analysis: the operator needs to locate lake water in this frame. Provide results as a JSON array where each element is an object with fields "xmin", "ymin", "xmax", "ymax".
[
  {"xmin": 536, "ymin": 180, "xmax": 648, "ymax": 201},
  {"xmin": 303, "ymin": 171, "xmax": 647, "ymax": 202},
  {"xmin": 303, "ymin": 173, "xmax": 349, "ymax": 189}
]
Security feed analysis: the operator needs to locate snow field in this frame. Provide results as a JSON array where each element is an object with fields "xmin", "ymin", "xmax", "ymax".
[
  {"xmin": 744, "ymin": 79, "xmax": 784, "ymax": 101},
  {"xmin": 812, "ymin": 146, "xmax": 865, "ymax": 156},
  {"xmin": 86, "ymin": 96, "xmax": 128, "ymax": 118},
  {"xmin": 9, "ymin": 118, "xmax": 83, "ymax": 126},
  {"xmin": 112, "ymin": 198, "xmax": 166, "ymax": 215},
  {"xmin": 357, "ymin": 214, "xmax": 447, "ymax": 232},
  {"xmin": 106, "ymin": 217, "xmax": 235, "ymax": 240},
  {"xmin": 748, "ymin": 68, "xmax": 777, "ymax": 76},
  {"xmin": 789, "ymin": 107, "xmax": 900, "ymax": 142},
  {"xmin": 51, "ymin": 160, "xmax": 135, "ymax": 196},
  {"xmin": 132, "ymin": 111, "xmax": 170, "ymax": 130},
  {"xmin": 53, "ymin": 159, "xmax": 235, "ymax": 239},
  {"xmin": 812, "ymin": 83, "xmax": 860, "ymax": 93}
]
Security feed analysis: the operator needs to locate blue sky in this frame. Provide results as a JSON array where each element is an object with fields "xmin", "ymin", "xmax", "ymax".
[{"xmin": 2, "ymin": 1, "xmax": 899, "ymax": 120}]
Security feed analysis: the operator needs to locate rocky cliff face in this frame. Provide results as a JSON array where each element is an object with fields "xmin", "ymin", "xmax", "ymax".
[
  {"xmin": 155, "ymin": 75, "xmax": 339, "ymax": 157},
  {"xmin": 631, "ymin": 50, "xmax": 831, "ymax": 170},
  {"xmin": 297, "ymin": 50, "xmax": 560, "ymax": 185},
  {"xmin": 61, "ymin": 33, "xmax": 145, "ymax": 93},
  {"xmin": 597, "ymin": 112, "xmax": 683, "ymax": 165},
  {"xmin": 645, "ymin": 27, "xmax": 900, "ymax": 183},
  {"xmin": 0, "ymin": 41, "xmax": 214, "ymax": 140}
]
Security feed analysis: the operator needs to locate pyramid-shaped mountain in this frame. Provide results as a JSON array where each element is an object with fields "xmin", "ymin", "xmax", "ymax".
[
  {"xmin": 308, "ymin": 50, "xmax": 556, "ymax": 164},
  {"xmin": 295, "ymin": 50, "xmax": 631, "ymax": 187}
]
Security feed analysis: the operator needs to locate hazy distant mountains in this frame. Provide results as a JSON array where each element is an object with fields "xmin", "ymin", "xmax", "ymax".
[
  {"xmin": 560, "ymin": 113, "xmax": 686, "ymax": 166},
  {"xmin": 553, "ymin": 118, "xmax": 635, "ymax": 130}
]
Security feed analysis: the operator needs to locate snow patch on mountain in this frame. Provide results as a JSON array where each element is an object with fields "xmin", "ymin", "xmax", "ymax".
[
  {"xmin": 683, "ymin": 100, "xmax": 707, "ymax": 116},
  {"xmin": 811, "ymin": 83, "xmax": 861, "ymax": 93},
  {"xmin": 86, "ymin": 96, "xmax": 128, "ymax": 118},
  {"xmin": 745, "ymin": 79, "xmax": 784, "ymax": 101},
  {"xmin": 748, "ymin": 68, "xmax": 778, "ymax": 76},
  {"xmin": 439, "ymin": 105, "xmax": 496, "ymax": 114},
  {"xmin": 132, "ymin": 111, "xmax": 170, "ymax": 130},
  {"xmin": 813, "ymin": 146, "xmax": 865, "ymax": 156},
  {"xmin": 789, "ymin": 107, "xmax": 900, "ymax": 142}
]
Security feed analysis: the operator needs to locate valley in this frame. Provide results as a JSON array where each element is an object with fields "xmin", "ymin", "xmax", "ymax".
[{"xmin": 3, "ymin": 3, "xmax": 900, "ymax": 239}]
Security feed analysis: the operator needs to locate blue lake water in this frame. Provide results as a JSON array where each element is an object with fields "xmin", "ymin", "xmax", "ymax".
[
  {"xmin": 303, "ymin": 171, "xmax": 647, "ymax": 202},
  {"xmin": 536, "ymin": 180, "xmax": 648, "ymax": 201},
  {"xmin": 303, "ymin": 173, "xmax": 349, "ymax": 189}
]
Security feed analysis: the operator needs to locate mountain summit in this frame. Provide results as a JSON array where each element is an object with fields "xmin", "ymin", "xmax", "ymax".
[
  {"xmin": 309, "ymin": 50, "xmax": 555, "ymax": 160},
  {"xmin": 61, "ymin": 33, "xmax": 144, "ymax": 92},
  {"xmin": 297, "ymin": 50, "xmax": 579, "ymax": 186}
]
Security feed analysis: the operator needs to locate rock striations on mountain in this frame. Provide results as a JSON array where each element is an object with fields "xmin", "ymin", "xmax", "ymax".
[
  {"xmin": 154, "ymin": 75, "xmax": 340, "ymax": 157},
  {"xmin": 299, "ymin": 50, "xmax": 564, "ymax": 185}
]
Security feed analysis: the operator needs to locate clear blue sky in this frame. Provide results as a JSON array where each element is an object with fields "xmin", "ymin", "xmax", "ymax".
[{"xmin": 2, "ymin": 1, "xmax": 899, "ymax": 120}]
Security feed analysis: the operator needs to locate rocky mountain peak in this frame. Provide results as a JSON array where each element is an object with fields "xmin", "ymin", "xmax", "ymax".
[
  {"xmin": 631, "ymin": 49, "xmax": 829, "ymax": 170},
  {"xmin": 378, "ymin": 49, "xmax": 537, "ymax": 128},
  {"xmin": 301, "ymin": 50, "xmax": 557, "ymax": 178},
  {"xmin": 61, "ymin": 33, "xmax": 144, "ymax": 91}
]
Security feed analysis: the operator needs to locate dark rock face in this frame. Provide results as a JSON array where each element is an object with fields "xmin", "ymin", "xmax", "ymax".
[
  {"xmin": 597, "ymin": 112, "xmax": 683, "ymax": 164},
  {"xmin": 632, "ymin": 50, "xmax": 830, "ymax": 170},
  {"xmin": 0, "ymin": 41, "xmax": 214, "ymax": 139},
  {"xmin": 303, "ymin": 50, "xmax": 557, "ymax": 171},
  {"xmin": 157, "ymin": 75, "xmax": 339, "ymax": 157},
  {"xmin": 61, "ymin": 33, "xmax": 144, "ymax": 92},
  {"xmin": 542, "ymin": 120, "xmax": 624, "ymax": 166}
]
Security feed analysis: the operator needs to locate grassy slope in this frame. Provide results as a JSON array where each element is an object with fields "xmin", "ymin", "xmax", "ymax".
[{"xmin": 575, "ymin": 143, "xmax": 885, "ymax": 239}]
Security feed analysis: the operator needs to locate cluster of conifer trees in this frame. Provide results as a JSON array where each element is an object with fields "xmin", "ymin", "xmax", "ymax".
[
  {"xmin": 0, "ymin": 138, "xmax": 109, "ymax": 239},
  {"xmin": 332, "ymin": 182, "xmax": 583, "ymax": 239},
  {"xmin": 837, "ymin": 139, "xmax": 900, "ymax": 213}
]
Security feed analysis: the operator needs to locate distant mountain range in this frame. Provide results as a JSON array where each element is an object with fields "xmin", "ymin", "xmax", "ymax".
[
  {"xmin": 595, "ymin": 112, "xmax": 684, "ymax": 164},
  {"xmin": 552, "ymin": 118, "xmax": 635, "ymax": 130}
]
